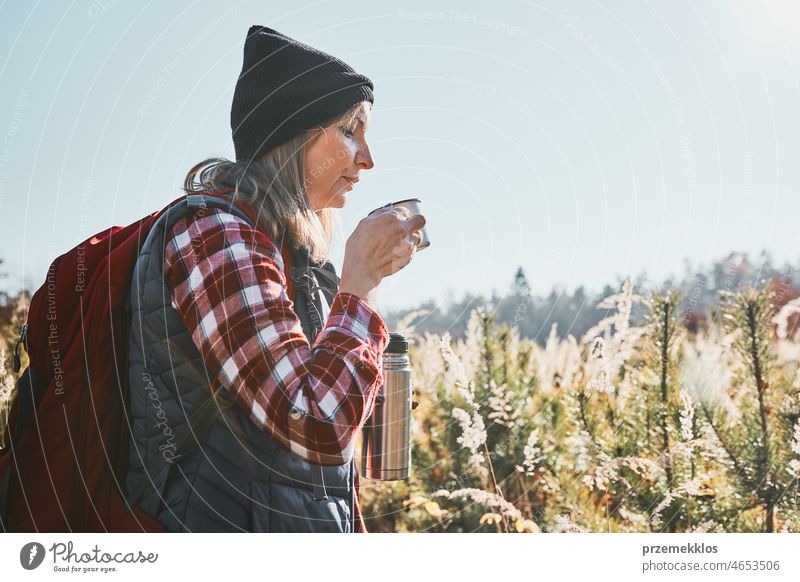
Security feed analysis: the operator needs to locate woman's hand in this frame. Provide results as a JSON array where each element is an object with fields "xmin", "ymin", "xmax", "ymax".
[{"xmin": 338, "ymin": 207, "xmax": 426, "ymax": 308}]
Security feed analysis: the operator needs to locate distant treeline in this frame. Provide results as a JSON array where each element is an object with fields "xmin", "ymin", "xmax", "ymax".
[
  {"xmin": 383, "ymin": 251, "xmax": 800, "ymax": 344},
  {"xmin": 2, "ymin": 252, "xmax": 799, "ymax": 348}
]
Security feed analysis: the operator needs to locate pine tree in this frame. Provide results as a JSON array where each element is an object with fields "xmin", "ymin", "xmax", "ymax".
[
  {"xmin": 644, "ymin": 290, "xmax": 682, "ymax": 531},
  {"xmin": 510, "ymin": 267, "xmax": 532, "ymax": 298},
  {"xmin": 717, "ymin": 288, "xmax": 795, "ymax": 532}
]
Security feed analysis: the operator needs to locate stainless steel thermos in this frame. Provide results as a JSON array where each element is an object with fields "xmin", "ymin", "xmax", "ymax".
[{"xmin": 360, "ymin": 333, "xmax": 412, "ymax": 480}]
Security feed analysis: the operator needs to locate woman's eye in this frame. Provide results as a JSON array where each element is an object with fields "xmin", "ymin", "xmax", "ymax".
[{"xmin": 341, "ymin": 126, "xmax": 355, "ymax": 138}]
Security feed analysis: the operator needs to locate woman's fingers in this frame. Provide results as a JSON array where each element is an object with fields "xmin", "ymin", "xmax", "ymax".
[
  {"xmin": 402, "ymin": 213, "xmax": 426, "ymax": 235},
  {"xmin": 379, "ymin": 245, "xmax": 413, "ymax": 273},
  {"xmin": 371, "ymin": 205, "xmax": 411, "ymax": 221},
  {"xmin": 357, "ymin": 207, "xmax": 426, "ymax": 277},
  {"xmin": 378, "ymin": 236, "xmax": 419, "ymax": 275}
]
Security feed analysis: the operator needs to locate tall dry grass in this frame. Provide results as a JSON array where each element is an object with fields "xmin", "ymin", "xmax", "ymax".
[{"xmin": 360, "ymin": 281, "xmax": 800, "ymax": 533}]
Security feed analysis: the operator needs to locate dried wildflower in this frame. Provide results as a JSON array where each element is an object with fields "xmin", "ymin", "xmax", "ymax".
[
  {"xmin": 403, "ymin": 495, "xmax": 430, "ymax": 508},
  {"xmin": 692, "ymin": 520, "xmax": 716, "ymax": 533},
  {"xmin": 402, "ymin": 496, "xmax": 447, "ymax": 519},
  {"xmin": 582, "ymin": 278, "xmax": 646, "ymax": 342},
  {"xmin": 461, "ymin": 308, "xmax": 487, "ymax": 380},
  {"xmin": 678, "ymin": 389, "xmax": 695, "ymax": 442},
  {"xmin": 773, "ymin": 297, "xmax": 800, "ymax": 340},
  {"xmin": 680, "ymin": 337, "xmax": 739, "ymax": 422},
  {"xmin": 617, "ymin": 505, "xmax": 648, "ymax": 527},
  {"xmin": 551, "ymin": 514, "xmax": 584, "ymax": 533},
  {"xmin": 789, "ymin": 417, "xmax": 800, "ymax": 480},
  {"xmin": 0, "ymin": 347, "xmax": 17, "ymax": 422},
  {"xmin": 487, "ymin": 379, "xmax": 515, "ymax": 428},
  {"xmin": 522, "ymin": 429, "xmax": 544, "ymax": 475},
  {"xmin": 451, "ymin": 407, "xmax": 487, "ymax": 477},
  {"xmin": 586, "ymin": 336, "xmax": 614, "ymax": 394},
  {"xmin": 584, "ymin": 456, "xmax": 666, "ymax": 492},
  {"xmin": 775, "ymin": 337, "xmax": 800, "ymax": 366},
  {"xmin": 650, "ymin": 491, "xmax": 674, "ymax": 529},
  {"xmin": 438, "ymin": 487, "xmax": 523, "ymax": 521},
  {"xmin": 583, "ymin": 281, "xmax": 649, "ymax": 396},
  {"xmin": 439, "ymin": 333, "xmax": 470, "ymax": 391},
  {"xmin": 422, "ymin": 501, "xmax": 444, "ymax": 518},
  {"xmin": 0, "ymin": 370, "xmax": 12, "ymax": 404},
  {"xmin": 590, "ymin": 335, "xmax": 605, "ymax": 359},
  {"xmin": 650, "ymin": 478, "xmax": 713, "ymax": 528},
  {"xmin": 395, "ymin": 308, "xmax": 431, "ymax": 342},
  {"xmin": 565, "ymin": 432, "xmax": 592, "ymax": 473},
  {"xmin": 533, "ymin": 323, "xmax": 582, "ymax": 394},
  {"xmin": 480, "ymin": 512, "xmax": 503, "ymax": 526},
  {"xmin": 514, "ymin": 518, "xmax": 540, "ymax": 532},
  {"xmin": 606, "ymin": 278, "xmax": 636, "ymax": 334}
]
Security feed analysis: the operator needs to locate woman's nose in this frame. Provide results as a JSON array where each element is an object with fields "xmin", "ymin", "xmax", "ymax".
[{"xmin": 356, "ymin": 139, "xmax": 374, "ymax": 170}]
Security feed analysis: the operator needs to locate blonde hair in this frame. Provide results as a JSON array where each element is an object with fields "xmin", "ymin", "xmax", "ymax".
[{"xmin": 183, "ymin": 100, "xmax": 370, "ymax": 264}]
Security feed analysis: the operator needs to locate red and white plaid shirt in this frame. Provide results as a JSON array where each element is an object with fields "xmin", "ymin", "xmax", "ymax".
[{"xmin": 163, "ymin": 203, "xmax": 388, "ymax": 531}]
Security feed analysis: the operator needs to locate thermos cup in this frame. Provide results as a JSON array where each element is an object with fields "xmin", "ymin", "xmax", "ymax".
[
  {"xmin": 360, "ymin": 333, "xmax": 412, "ymax": 480},
  {"xmin": 368, "ymin": 198, "xmax": 431, "ymax": 250}
]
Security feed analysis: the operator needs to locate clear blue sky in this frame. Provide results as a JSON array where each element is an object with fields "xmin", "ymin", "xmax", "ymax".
[{"xmin": 1, "ymin": 0, "xmax": 798, "ymax": 310}]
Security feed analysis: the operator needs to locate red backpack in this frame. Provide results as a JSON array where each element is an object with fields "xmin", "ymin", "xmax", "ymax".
[{"xmin": 0, "ymin": 189, "xmax": 257, "ymax": 532}]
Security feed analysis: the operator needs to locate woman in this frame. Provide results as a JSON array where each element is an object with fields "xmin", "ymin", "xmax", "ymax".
[{"xmin": 123, "ymin": 25, "xmax": 426, "ymax": 532}]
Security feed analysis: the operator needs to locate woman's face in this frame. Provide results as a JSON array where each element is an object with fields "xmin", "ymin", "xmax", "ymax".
[{"xmin": 303, "ymin": 103, "xmax": 374, "ymax": 210}]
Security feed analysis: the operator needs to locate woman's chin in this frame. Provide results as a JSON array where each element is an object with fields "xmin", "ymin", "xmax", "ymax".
[
  {"xmin": 330, "ymin": 190, "xmax": 347, "ymax": 208},
  {"xmin": 315, "ymin": 183, "xmax": 351, "ymax": 209}
]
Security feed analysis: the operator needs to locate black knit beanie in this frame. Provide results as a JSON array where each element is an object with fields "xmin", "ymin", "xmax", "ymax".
[{"xmin": 230, "ymin": 25, "xmax": 374, "ymax": 163}]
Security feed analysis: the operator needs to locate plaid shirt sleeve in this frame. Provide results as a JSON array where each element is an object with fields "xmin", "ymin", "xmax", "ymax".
[{"xmin": 163, "ymin": 208, "xmax": 389, "ymax": 465}]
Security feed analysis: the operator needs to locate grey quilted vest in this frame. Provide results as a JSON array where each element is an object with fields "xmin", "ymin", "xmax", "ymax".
[{"xmin": 124, "ymin": 194, "xmax": 356, "ymax": 532}]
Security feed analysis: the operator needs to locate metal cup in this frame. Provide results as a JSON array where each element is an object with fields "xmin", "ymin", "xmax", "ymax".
[{"xmin": 368, "ymin": 198, "xmax": 430, "ymax": 250}]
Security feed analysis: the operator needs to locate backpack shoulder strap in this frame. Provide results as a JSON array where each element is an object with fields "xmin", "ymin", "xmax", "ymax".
[{"xmin": 140, "ymin": 192, "xmax": 252, "ymax": 258}]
